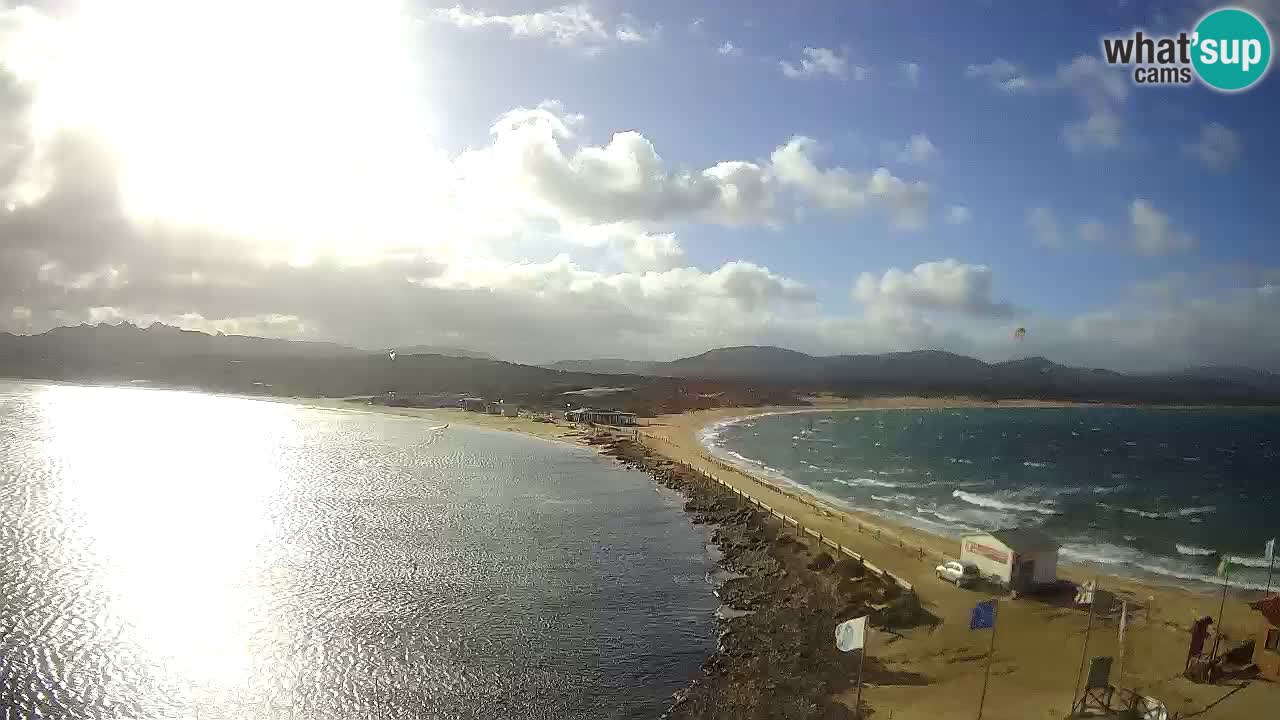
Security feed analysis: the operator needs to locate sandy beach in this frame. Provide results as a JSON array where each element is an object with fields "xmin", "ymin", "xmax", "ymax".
[{"xmin": 300, "ymin": 396, "xmax": 1279, "ymax": 718}]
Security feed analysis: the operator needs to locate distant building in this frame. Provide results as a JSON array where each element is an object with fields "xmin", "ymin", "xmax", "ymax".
[
  {"xmin": 959, "ymin": 528, "xmax": 1059, "ymax": 590},
  {"xmin": 565, "ymin": 408, "xmax": 637, "ymax": 426},
  {"xmin": 459, "ymin": 397, "xmax": 486, "ymax": 412},
  {"xmin": 1249, "ymin": 594, "xmax": 1280, "ymax": 682}
]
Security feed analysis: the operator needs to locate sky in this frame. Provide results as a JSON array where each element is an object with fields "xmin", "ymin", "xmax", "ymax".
[{"xmin": 0, "ymin": 0, "xmax": 1278, "ymax": 370}]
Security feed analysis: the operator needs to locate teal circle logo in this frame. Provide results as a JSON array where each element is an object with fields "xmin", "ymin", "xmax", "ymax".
[{"xmin": 1192, "ymin": 7, "xmax": 1272, "ymax": 91}]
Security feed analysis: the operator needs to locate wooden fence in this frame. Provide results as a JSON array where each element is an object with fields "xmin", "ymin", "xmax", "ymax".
[{"xmin": 638, "ymin": 433, "xmax": 917, "ymax": 593}]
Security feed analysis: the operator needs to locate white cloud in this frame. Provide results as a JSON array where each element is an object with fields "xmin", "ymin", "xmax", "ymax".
[
  {"xmin": 1056, "ymin": 55, "xmax": 1129, "ymax": 105},
  {"xmin": 770, "ymin": 137, "xmax": 930, "ymax": 230},
  {"xmin": 1183, "ymin": 123, "xmax": 1242, "ymax": 172},
  {"xmin": 1028, "ymin": 206, "xmax": 1063, "ymax": 249},
  {"xmin": 968, "ymin": 54, "xmax": 1131, "ymax": 153},
  {"xmin": 1078, "ymin": 219, "xmax": 1105, "ymax": 244},
  {"xmin": 1063, "ymin": 107, "xmax": 1125, "ymax": 153},
  {"xmin": 781, "ymin": 47, "xmax": 853, "ymax": 79},
  {"xmin": 461, "ymin": 102, "xmax": 775, "ymax": 226},
  {"xmin": 965, "ymin": 58, "xmax": 1034, "ymax": 92},
  {"xmin": 853, "ymin": 259, "xmax": 1014, "ymax": 318},
  {"xmin": 430, "ymin": 4, "xmax": 656, "ymax": 48},
  {"xmin": 900, "ymin": 61, "xmax": 921, "ymax": 86},
  {"xmin": 717, "ymin": 41, "xmax": 741, "ymax": 56},
  {"xmin": 897, "ymin": 133, "xmax": 939, "ymax": 165},
  {"xmin": 945, "ymin": 205, "xmax": 972, "ymax": 225},
  {"xmin": 1130, "ymin": 199, "xmax": 1195, "ymax": 256}
]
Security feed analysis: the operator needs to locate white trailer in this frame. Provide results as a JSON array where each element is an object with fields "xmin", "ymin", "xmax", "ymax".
[{"xmin": 959, "ymin": 528, "xmax": 1059, "ymax": 590}]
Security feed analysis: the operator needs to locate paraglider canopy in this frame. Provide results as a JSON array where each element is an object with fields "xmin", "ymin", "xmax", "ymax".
[{"xmin": 1013, "ymin": 327, "xmax": 1027, "ymax": 342}]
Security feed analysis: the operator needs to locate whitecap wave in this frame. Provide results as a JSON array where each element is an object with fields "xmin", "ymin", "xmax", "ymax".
[
  {"xmin": 1230, "ymin": 555, "xmax": 1277, "ymax": 569},
  {"xmin": 1022, "ymin": 461, "xmax": 1052, "ymax": 468},
  {"xmin": 1175, "ymin": 543, "xmax": 1216, "ymax": 557},
  {"xmin": 915, "ymin": 506, "xmax": 964, "ymax": 524},
  {"xmin": 834, "ymin": 477, "xmax": 901, "ymax": 489},
  {"xmin": 1096, "ymin": 502, "xmax": 1216, "ymax": 520},
  {"xmin": 1061, "ymin": 542, "xmax": 1270, "ymax": 591},
  {"xmin": 952, "ymin": 490, "xmax": 1060, "ymax": 516}
]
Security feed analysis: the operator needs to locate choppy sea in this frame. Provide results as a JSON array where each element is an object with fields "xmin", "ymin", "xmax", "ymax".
[{"xmin": 703, "ymin": 406, "xmax": 1280, "ymax": 592}]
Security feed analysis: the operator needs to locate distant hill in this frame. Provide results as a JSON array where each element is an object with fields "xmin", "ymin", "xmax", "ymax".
[
  {"xmin": 1164, "ymin": 366, "xmax": 1280, "ymax": 391},
  {"xmin": 0, "ymin": 322, "xmax": 660, "ymax": 402},
  {"xmin": 551, "ymin": 346, "xmax": 1280, "ymax": 404},
  {"xmin": 547, "ymin": 358, "xmax": 660, "ymax": 374},
  {"xmin": 2, "ymin": 325, "xmax": 1277, "ymax": 406},
  {"xmin": 0, "ymin": 322, "xmax": 364, "ymax": 361},
  {"xmin": 385, "ymin": 345, "xmax": 496, "ymax": 361}
]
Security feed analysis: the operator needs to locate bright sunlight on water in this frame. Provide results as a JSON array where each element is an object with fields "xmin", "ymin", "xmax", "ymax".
[{"xmin": 0, "ymin": 381, "xmax": 717, "ymax": 719}]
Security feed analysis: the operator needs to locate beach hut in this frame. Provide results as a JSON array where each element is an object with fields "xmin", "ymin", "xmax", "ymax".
[
  {"xmin": 1248, "ymin": 594, "xmax": 1280, "ymax": 681},
  {"xmin": 959, "ymin": 528, "xmax": 1060, "ymax": 590}
]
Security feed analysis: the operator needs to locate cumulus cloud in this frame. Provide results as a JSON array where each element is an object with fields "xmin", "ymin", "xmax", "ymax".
[
  {"xmin": 770, "ymin": 137, "xmax": 930, "ymax": 230},
  {"xmin": 1057, "ymin": 56, "xmax": 1131, "ymax": 153},
  {"xmin": 899, "ymin": 61, "xmax": 921, "ymax": 86},
  {"xmin": 945, "ymin": 205, "xmax": 972, "ymax": 224},
  {"xmin": 1182, "ymin": 122, "xmax": 1242, "ymax": 172},
  {"xmin": 458, "ymin": 102, "xmax": 775, "ymax": 226},
  {"xmin": 430, "ymin": 3, "xmax": 657, "ymax": 49},
  {"xmin": 1028, "ymin": 206, "xmax": 1063, "ymax": 249},
  {"xmin": 965, "ymin": 58, "xmax": 1034, "ymax": 92},
  {"xmin": 853, "ymin": 260, "xmax": 1014, "ymax": 318},
  {"xmin": 896, "ymin": 133, "xmax": 939, "ymax": 165},
  {"xmin": 1130, "ymin": 199, "xmax": 1196, "ymax": 256},
  {"xmin": 717, "ymin": 41, "xmax": 742, "ymax": 56},
  {"xmin": 1077, "ymin": 219, "xmax": 1105, "ymax": 244},
  {"xmin": 1063, "ymin": 107, "xmax": 1125, "ymax": 153},
  {"xmin": 1, "ymin": 2, "xmax": 1269, "ymax": 372},
  {"xmin": 781, "ymin": 47, "xmax": 861, "ymax": 79},
  {"xmin": 968, "ymin": 54, "xmax": 1131, "ymax": 153}
]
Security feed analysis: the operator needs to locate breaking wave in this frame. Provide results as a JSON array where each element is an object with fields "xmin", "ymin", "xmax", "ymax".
[
  {"xmin": 1175, "ymin": 543, "xmax": 1216, "ymax": 557},
  {"xmin": 952, "ymin": 490, "xmax": 1061, "ymax": 516},
  {"xmin": 834, "ymin": 477, "xmax": 900, "ymax": 489},
  {"xmin": 1097, "ymin": 503, "xmax": 1216, "ymax": 520}
]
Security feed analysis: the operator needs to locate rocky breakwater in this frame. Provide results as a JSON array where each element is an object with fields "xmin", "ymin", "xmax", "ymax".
[{"xmin": 600, "ymin": 438, "xmax": 932, "ymax": 719}]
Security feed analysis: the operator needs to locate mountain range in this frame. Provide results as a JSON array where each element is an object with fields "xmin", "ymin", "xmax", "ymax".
[
  {"xmin": 550, "ymin": 346, "xmax": 1280, "ymax": 403},
  {"xmin": 2, "ymin": 324, "xmax": 1278, "ymax": 406}
]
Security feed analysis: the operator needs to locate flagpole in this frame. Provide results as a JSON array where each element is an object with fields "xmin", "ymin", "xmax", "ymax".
[
  {"xmin": 855, "ymin": 632, "xmax": 869, "ymax": 719},
  {"xmin": 1215, "ymin": 556, "xmax": 1230, "ymax": 658},
  {"xmin": 976, "ymin": 602, "xmax": 999, "ymax": 720},
  {"xmin": 1266, "ymin": 540, "xmax": 1275, "ymax": 595},
  {"xmin": 1069, "ymin": 578, "xmax": 1097, "ymax": 717},
  {"xmin": 1116, "ymin": 600, "xmax": 1128, "ymax": 689}
]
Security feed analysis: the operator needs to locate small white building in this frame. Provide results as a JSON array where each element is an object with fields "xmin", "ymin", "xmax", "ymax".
[{"xmin": 959, "ymin": 528, "xmax": 1059, "ymax": 590}]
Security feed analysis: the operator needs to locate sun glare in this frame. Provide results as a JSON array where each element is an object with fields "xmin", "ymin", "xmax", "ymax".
[{"xmin": 31, "ymin": 0, "xmax": 448, "ymax": 261}]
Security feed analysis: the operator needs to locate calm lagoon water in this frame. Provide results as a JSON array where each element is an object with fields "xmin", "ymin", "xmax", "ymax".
[{"xmin": 0, "ymin": 381, "xmax": 717, "ymax": 719}]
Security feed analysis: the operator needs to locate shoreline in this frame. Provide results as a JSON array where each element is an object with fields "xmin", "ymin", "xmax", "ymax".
[
  {"xmin": 631, "ymin": 402, "xmax": 1280, "ymax": 719},
  {"xmin": 695, "ymin": 405, "xmax": 1276, "ymax": 596},
  {"xmin": 289, "ymin": 396, "xmax": 1279, "ymax": 718}
]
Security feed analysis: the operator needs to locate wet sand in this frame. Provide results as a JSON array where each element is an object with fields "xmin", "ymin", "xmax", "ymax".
[
  {"xmin": 298, "ymin": 397, "xmax": 1280, "ymax": 718},
  {"xmin": 643, "ymin": 401, "xmax": 1279, "ymax": 719}
]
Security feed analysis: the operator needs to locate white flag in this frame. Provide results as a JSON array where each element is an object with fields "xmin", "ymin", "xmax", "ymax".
[
  {"xmin": 1266, "ymin": 538, "xmax": 1275, "ymax": 566},
  {"xmin": 836, "ymin": 616, "xmax": 868, "ymax": 652}
]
